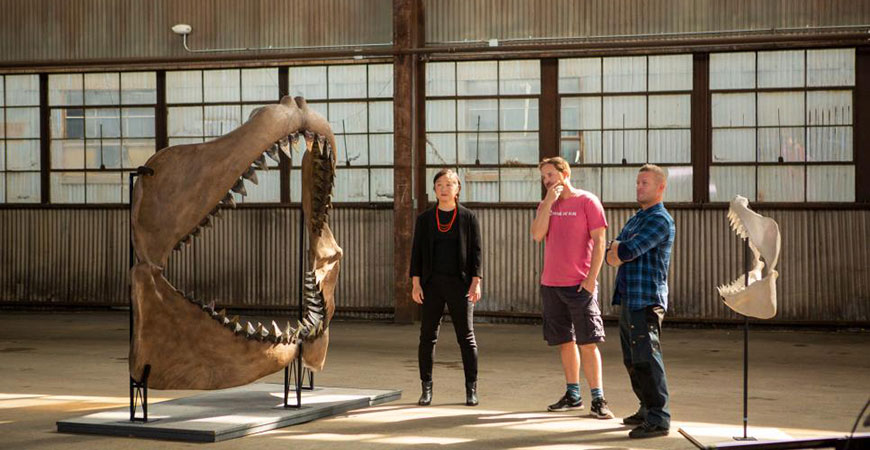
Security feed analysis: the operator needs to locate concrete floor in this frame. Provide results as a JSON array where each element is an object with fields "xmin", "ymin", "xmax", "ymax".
[{"xmin": 0, "ymin": 311, "xmax": 868, "ymax": 450}]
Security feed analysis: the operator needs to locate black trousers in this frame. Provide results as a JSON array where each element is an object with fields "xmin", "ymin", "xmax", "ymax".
[
  {"xmin": 619, "ymin": 305, "xmax": 671, "ymax": 429},
  {"xmin": 418, "ymin": 273, "xmax": 478, "ymax": 383}
]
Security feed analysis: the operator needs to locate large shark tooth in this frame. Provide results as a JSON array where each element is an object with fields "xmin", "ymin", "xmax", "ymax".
[
  {"xmin": 245, "ymin": 322, "xmax": 256, "ymax": 336},
  {"xmin": 222, "ymin": 192, "xmax": 236, "ymax": 208},
  {"xmin": 266, "ymin": 144, "xmax": 280, "ymax": 162},
  {"xmin": 231, "ymin": 178, "xmax": 247, "ymax": 196},
  {"xmin": 242, "ymin": 167, "xmax": 258, "ymax": 185},
  {"xmin": 253, "ymin": 154, "xmax": 268, "ymax": 170}
]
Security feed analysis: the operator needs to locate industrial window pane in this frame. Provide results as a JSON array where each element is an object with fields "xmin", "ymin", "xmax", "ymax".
[
  {"xmin": 5, "ymin": 74, "xmax": 40, "ymax": 106},
  {"xmin": 807, "ymin": 48, "xmax": 854, "ymax": 87},
  {"xmin": 758, "ymin": 166, "xmax": 804, "ymax": 202},
  {"xmin": 241, "ymin": 68, "xmax": 278, "ymax": 102},
  {"xmin": 368, "ymin": 64, "xmax": 393, "ymax": 98},
  {"xmin": 5, "ymin": 107, "xmax": 39, "ymax": 138},
  {"xmin": 369, "ymin": 134, "xmax": 393, "ymax": 165},
  {"xmin": 51, "ymin": 140, "xmax": 85, "ymax": 169},
  {"xmin": 121, "ymin": 107, "xmax": 156, "ymax": 138},
  {"xmin": 460, "ymin": 167, "xmax": 498, "ymax": 202},
  {"xmin": 49, "ymin": 74, "xmax": 83, "ymax": 105},
  {"xmin": 50, "ymin": 108, "xmax": 84, "ymax": 139},
  {"xmin": 307, "ymin": 101, "xmax": 328, "ymax": 119},
  {"xmin": 85, "ymin": 140, "xmax": 122, "ymax": 169},
  {"xmin": 369, "ymin": 101, "xmax": 393, "ymax": 133},
  {"xmin": 758, "ymin": 50, "xmax": 804, "ymax": 88},
  {"xmin": 238, "ymin": 169, "xmax": 280, "ymax": 203},
  {"xmin": 51, "ymin": 172, "xmax": 85, "ymax": 203},
  {"xmin": 807, "ymin": 127, "xmax": 851, "ymax": 162},
  {"xmin": 500, "ymin": 168, "xmax": 539, "ymax": 202},
  {"xmin": 712, "ymin": 93, "xmax": 756, "ymax": 128},
  {"xmin": 757, "ymin": 127, "xmax": 805, "ymax": 162},
  {"xmin": 6, "ymin": 171, "xmax": 39, "ymax": 203},
  {"xmin": 710, "ymin": 166, "xmax": 755, "ymax": 202},
  {"xmin": 603, "ymin": 96, "xmax": 646, "ymax": 129},
  {"xmin": 602, "ymin": 167, "xmax": 639, "ymax": 202},
  {"xmin": 712, "ymin": 129, "xmax": 756, "ymax": 162},
  {"xmin": 426, "ymin": 62, "xmax": 455, "ymax": 97},
  {"xmin": 758, "ymin": 92, "xmax": 804, "ymax": 127},
  {"xmin": 649, "ymin": 129, "xmax": 690, "ymax": 164},
  {"xmin": 457, "ymin": 61, "xmax": 498, "ymax": 96},
  {"xmin": 289, "ymin": 169, "xmax": 301, "ymax": 202},
  {"xmin": 85, "ymin": 108, "xmax": 121, "ymax": 138},
  {"xmin": 457, "ymin": 99, "xmax": 498, "ymax": 131},
  {"xmin": 561, "ymin": 97, "xmax": 601, "ymax": 130},
  {"xmin": 458, "ymin": 132, "xmax": 498, "ymax": 165},
  {"xmin": 166, "ymin": 71, "xmax": 202, "ymax": 104},
  {"xmin": 168, "ymin": 137, "xmax": 203, "ymax": 147},
  {"xmin": 122, "ymin": 139, "xmax": 156, "ymax": 168},
  {"xmin": 499, "ymin": 60, "xmax": 541, "ymax": 95},
  {"xmin": 6, "ymin": 139, "xmax": 40, "ymax": 170},
  {"xmin": 603, "ymin": 130, "xmax": 646, "ymax": 164},
  {"xmin": 241, "ymin": 104, "xmax": 269, "ymax": 122},
  {"xmin": 121, "ymin": 72, "xmax": 157, "ymax": 105},
  {"xmin": 0, "ymin": 173, "xmax": 4, "ymax": 201},
  {"xmin": 648, "ymin": 54, "xmax": 692, "ymax": 91},
  {"xmin": 559, "ymin": 58, "xmax": 601, "ymax": 94},
  {"xmin": 333, "ymin": 168, "xmax": 368, "ymax": 202},
  {"xmin": 329, "ymin": 102, "xmax": 367, "ymax": 134},
  {"xmin": 710, "ymin": 52, "xmax": 755, "ymax": 90},
  {"xmin": 500, "ymin": 98, "xmax": 538, "ymax": 131},
  {"xmin": 168, "ymin": 106, "xmax": 204, "ymax": 137},
  {"xmin": 371, "ymin": 168, "xmax": 393, "ymax": 201},
  {"xmin": 806, "ymin": 91, "xmax": 852, "ymax": 125},
  {"xmin": 203, "ymin": 69, "xmax": 240, "ymax": 103},
  {"xmin": 289, "ymin": 66, "xmax": 327, "ymax": 100},
  {"xmin": 336, "ymin": 134, "xmax": 368, "ymax": 166},
  {"xmin": 0, "ymin": 142, "xmax": 4, "ymax": 170},
  {"xmin": 648, "ymin": 95, "xmax": 690, "ymax": 128},
  {"xmin": 499, "ymin": 132, "xmax": 538, "ymax": 165},
  {"xmin": 664, "ymin": 166, "xmax": 693, "ymax": 202},
  {"xmin": 203, "ymin": 105, "xmax": 241, "ymax": 137},
  {"xmin": 561, "ymin": 130, "xmax": 602, "ymax": 165},
  {"xmin": 84, "ymin": 73, "xmax": 120, "ymax": 105},
  {"xmin": 86, "ymin": 172, "xmax": 123, "ymax": 203},
  {"xmin": 807, "ymin": 165, "xmax": 854, "ymax": 202},
  {"xmin": 328, "ymin": 65, "xmax": 367, "ymax": 99},
  {"xmin": 426, "ymin": 100, "xmax": 455, "ymax": 132},
  {"xmin": 603, "ymin": 56, "xmax": 646, "ymax": 93},
  {"xmin": 426, "ymin": 133, "xmax": 456, "ymax": 165},
  {"xmin": 571, "ymin": 167, "xmax": 601, "ymax": 199}
]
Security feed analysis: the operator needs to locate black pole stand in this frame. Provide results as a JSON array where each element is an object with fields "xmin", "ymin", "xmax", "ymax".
[
  {"xmin": 129, "ymin": 166, "xmax": 153, "ymax": 422},
  {"xmin": 284, "ymin": 207, "xmax": 315, "ymax": 408},
  {"xmin": 734, "ymin": 238, "xmax": 756, "ymax": 441}
]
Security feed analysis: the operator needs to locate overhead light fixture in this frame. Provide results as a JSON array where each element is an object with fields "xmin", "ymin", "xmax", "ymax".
[{"xmin": 171, "ymin": 24, "xmax": 192, "ymax": 36}]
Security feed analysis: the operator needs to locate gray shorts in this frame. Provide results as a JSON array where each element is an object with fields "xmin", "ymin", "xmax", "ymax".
[{"xmin": 540, "ymin": 284, "xmax": 605, "ymax": 346}]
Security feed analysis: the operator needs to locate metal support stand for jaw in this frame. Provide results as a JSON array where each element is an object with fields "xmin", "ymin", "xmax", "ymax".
[
  {"xmin": 283, "ymin": 208, "xmax": 315, "ymax": 408},
  {"xmin": 128, "ymin": 166, "xmax": 154, "ymax": 422}
]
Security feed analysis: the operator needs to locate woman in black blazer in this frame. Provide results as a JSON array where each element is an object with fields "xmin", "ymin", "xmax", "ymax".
[{"xmin": 410, "ymin": 168, "xmax": 482, "ymax": 407}]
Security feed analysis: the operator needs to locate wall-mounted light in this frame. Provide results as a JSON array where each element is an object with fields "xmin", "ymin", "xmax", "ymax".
[{"xmin": 171, "ymin": 24, "xmax": 192, "ymax": 36}]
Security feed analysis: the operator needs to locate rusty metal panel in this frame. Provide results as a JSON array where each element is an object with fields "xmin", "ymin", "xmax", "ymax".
[
  {"xmin": 425, "ymin": 0, "xmax": 870, "ymax": 43},
  {"xmin": 0, "ymin": 0, "xmax": 393, "ymax": 65}
]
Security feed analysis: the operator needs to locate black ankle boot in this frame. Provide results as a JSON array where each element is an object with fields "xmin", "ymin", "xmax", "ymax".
[
  {"xmin": 418, "ymin": 381, "xmax": 433, "ymax": 406},
  {"xmin": 465, "ymin": 381, "xmax": 478, "ymax": 406}
]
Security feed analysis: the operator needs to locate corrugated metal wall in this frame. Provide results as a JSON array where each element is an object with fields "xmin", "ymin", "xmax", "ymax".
[
  {"xmin": 1, "ymin": 207, "xmax": 868, "ymax": 323},
  {"xmin": 0, "ymin": 0, "xmax": 393, "ymax": 65},
  {"xmin": 425, "ymin": 0, "xmax": 870, "ymax": 43}
]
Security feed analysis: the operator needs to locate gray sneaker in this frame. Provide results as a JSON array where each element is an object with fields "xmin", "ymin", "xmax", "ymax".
[{"xmin": 590, "ymin": 397, "xmax": 615, "ymax": 419}]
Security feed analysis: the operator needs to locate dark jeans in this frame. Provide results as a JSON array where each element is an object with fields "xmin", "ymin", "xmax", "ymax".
[
  {"xmin": 619, "ymin": 304, "xmax": 670, "ymax": 429},
  {"xmin": 419, "ymin": 273, "xmax": 478, "ymax": 384}
]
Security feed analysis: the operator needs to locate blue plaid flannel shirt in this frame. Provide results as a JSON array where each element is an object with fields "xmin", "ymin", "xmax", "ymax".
[{"xmin": 611, "ymin": 203, "xmax": 675, "ymax": 311}]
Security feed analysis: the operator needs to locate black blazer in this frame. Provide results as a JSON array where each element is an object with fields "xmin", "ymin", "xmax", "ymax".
[{"xmin": 409, "ymin": 204, "xmax": 482, "ymax": 287}]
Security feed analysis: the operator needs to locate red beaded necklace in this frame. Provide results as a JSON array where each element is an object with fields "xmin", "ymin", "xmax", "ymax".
[{"xmin": 436, "ymin": 207, "xmax": 458, "ymax": 232}]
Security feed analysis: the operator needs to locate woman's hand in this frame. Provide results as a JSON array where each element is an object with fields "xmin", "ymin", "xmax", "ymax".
[
  {"xmin": 411, "ymin": 277, "xmax": 424, "ymax": 304},
  {"xmin": 466, "ymin": 277, "xmax": 482, "ymax": 304}
]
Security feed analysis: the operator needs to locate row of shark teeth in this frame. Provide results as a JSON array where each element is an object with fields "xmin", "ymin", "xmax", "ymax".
[
  {"xmin": 716, "ymin": 264, "xmax": 764, "ymax": 295},
  {"xmin": 172, "ymin": 131, "xmax": 330, "ymax": 252},
  {"xmin": 297, "ymin": 270, "xmax": 327, "ymax": 341},
  {"xmin": 726, "ymin": 209, "xmax": 750, "ymax": 240},
  {"xmin": 310, "ymin": 138, "xmax": 336, "ymax": 237}
]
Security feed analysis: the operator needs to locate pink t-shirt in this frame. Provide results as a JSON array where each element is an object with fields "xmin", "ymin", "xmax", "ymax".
[{"xmin": 538, "ymin": 190, "xmax": 608, "ymax": 287}]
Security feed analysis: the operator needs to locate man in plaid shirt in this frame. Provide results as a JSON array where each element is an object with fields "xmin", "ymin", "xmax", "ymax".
[{"xmin": 605, "ymin": 164, "xmax": 675, "ymax": 439}]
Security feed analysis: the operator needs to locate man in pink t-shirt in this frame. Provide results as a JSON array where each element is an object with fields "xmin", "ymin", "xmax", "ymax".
[{"xmin": 530, "ymin": 157, "xmax": 613, "ymax": 420}]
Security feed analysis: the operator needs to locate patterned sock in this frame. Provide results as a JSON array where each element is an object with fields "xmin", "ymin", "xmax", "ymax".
[
  {"xmin": 591, "ymin": 387, "xmax": 604, "ymax": 400},
  {"xmin": 566, "ymin": 383, "xmax": 581, "ymax": 401}
]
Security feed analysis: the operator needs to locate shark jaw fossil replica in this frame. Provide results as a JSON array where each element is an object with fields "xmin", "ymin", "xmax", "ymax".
[
  {"xmin": 130, "ymin": 96, "xmax": 342, "ymax": 390},
  {"xmin": 717, "ymin": 195, "xmax": 781, "ymax": 320}
]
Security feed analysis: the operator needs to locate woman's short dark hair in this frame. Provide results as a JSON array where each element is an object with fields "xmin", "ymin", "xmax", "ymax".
[{"xmin": 433, "ymin": 168, "xmax": 461, "ymax": 202}]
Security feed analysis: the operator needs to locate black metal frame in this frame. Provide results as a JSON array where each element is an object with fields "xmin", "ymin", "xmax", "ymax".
[
  {"xmin": 128, "ymin": 166, "xmax": 153, "ymax": 422},
  {"xmin": 282, "ymin": 208, "xmax": 316, "ymax": 408}
]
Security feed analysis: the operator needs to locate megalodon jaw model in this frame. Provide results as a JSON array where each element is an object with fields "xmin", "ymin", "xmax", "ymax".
[
  {"xmin": 717, "ymin": 195, "xmax": 781, "ymax": 320},
  {"xmin": 130, "ymin": 96, "xmax": 342, "ymax": 390}
]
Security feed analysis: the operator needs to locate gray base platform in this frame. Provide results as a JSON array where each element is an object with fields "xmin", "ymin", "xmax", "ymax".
[{"xmin": 56, "ymin": 383, "xmax": 401, "ymax": 442}]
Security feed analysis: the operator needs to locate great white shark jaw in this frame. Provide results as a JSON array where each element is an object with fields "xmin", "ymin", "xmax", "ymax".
[
  {"xmin": 129, "ymin": 96, "xmax": 342, "ymax": 390},
  {"xmin": 717, "ymin": 195, "xmax": 781, "ymax": 320}
]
